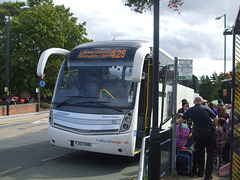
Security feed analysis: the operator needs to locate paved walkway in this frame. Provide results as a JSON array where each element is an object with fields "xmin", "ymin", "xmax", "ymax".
[{"xmin": 163, "ymin": 171, "xmax": 229, "ymax": 180}]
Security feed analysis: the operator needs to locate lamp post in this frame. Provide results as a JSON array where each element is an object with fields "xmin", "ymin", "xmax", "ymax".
[
  {"xmin": 4, "ymin": 5, "xmax": 30, "ymax": 116},
  {"xmin": 5, "ymin": 9, "xmax": 10, "ymax": 116},
  {"xmin": 215, "ymin": 14, "xmax": 226, "ymax": 73},
  {"xmin": 148, "ymin": 0, "xmax": 160, "ymax": 179}
]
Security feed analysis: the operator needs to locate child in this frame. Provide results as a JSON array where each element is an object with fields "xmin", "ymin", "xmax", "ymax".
[
  {"xmin": 176, "ymin": 113, "xmax": 190, "ymax": 152},
  {"xmin": 219, "ymin": 107, "xmax": 231, "ymax": 163},
  {"xmin": 214, "ymin": 117, "xmax": 230, "ymax": 170}
]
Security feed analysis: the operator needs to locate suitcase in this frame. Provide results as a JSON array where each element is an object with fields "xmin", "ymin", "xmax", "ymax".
[
  {"xmin": 219, "ymin": 163, "xmax": 230, "ymax": 176},
  {"xmin": 176, "ymin": 148, "xmax": 196, "ymax": 176}
]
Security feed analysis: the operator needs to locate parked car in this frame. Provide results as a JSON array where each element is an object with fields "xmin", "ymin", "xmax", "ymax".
[{"xmin": 11, "ymin": 96, "xmax": 19, "ymax": 101}]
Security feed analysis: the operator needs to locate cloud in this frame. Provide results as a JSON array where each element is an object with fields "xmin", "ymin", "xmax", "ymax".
[
  {"xmin": 193, "ymin": 58, "xmax": 232, "ymax": 78},
  {"xmin": 1, "ymin": 0, "xmax": 239, "ymax": 78},
  {"xmin": 68, "ymin": 0, "xmax": 154, "ymax": 42}
]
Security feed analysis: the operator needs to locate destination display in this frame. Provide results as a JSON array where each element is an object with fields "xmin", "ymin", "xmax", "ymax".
[
  {"xmin": 68, "ymin": 47, "xmax": 138, "ymax": 61},
  {"xmin": 77, "ymin": 49, "xmax": 127, "ymax": 59}
]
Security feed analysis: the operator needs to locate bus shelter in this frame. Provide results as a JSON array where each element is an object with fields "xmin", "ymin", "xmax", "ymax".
[{"xmin": 228, "ymin": 7, "xmax": 240, "ymax": 180}]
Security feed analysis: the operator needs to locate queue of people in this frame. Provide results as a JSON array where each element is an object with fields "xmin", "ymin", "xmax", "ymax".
[{"xmin": 176, "ymin": 97, "xmax": 230, "ymax": 180}]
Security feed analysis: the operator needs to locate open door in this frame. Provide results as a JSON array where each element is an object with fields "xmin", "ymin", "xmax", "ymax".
[{"xmin": 136, "ymin": 57, "xmax": 153, "ymax": 149}]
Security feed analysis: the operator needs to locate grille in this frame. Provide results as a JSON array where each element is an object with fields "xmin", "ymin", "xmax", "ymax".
[{"xmin": 53, "ymin": 113, "xmax": 123, "ymax": 135}]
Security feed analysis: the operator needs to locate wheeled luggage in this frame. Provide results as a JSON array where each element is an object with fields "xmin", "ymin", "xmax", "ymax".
[
  {"xmin": 219, "ymin": 163, "xmax": 230, "ymax": 176},
  {"xmin": 176, "ymin": 148, "xmax": 196, "ymax": 176}
]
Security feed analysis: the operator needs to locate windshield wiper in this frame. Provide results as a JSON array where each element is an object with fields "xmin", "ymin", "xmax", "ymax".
[
  {"xmin": 55, "ymin": 98, "xmax": 123, "ymax": 112},
  {"xmin": 55, "ymin": 95, "xmax": 85, "ymax": 107},
  {"xmin": 84, "ymin": 101, "xmax": 123, "ymax": 112}
]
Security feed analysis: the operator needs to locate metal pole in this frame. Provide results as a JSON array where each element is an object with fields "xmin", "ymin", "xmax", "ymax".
[
  {"xmin": 171, "ymin": 57, "xmax": 178, "ymax": 175},
  {"xmin": 148, "ymin": 0, "xmax": 160, "ymax": 179},
  {"xmin": 224, "ymin": 14, "xmax": 226, "ymax": 73},
  {"xmin": 160, "ymin": 67, "xmax": 166, "ymax": 129},
  {"xmin": 138, "ymin": 135, "xmax": 150, "ymax": 180},
  {"xmin": 152, "ymin": 0, "xmax": 159, "ymax": 122},
  {"xmin": 5, "ymin": 9, "xmax": 10, "ymax": 116},
  {"xmin": 36, "ymin": 88, "xmax": 40, "ymax": 112},
  {"xmin": 229, "ymin": 28, "xmax": 235, "ymax": 180}
]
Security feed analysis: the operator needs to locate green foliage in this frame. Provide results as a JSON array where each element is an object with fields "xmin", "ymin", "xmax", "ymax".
[
  {"xmin": 40, "ymin": 102, "xmax": 50, "ymax": 109},
  {"xmin": 199, "ymin": 71, "xmax": 232, "ymax": 103},
  {"xmin": 199, "ymin": 75, "xmax": 219, "ymax": 101},
  {"xmin": 125, "ymin": 0, "xmax": 184, "ymax": 13},
  {"xmin": 0, "ymin": 0, "xmax": 92, "ymax": 98},
  {"xmin": 27, "ymin": 0, "xmax": 53, "ymax": 7}
]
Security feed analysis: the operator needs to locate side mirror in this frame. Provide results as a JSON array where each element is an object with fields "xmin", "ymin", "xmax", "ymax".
[{"xmin": 132, "ymin": 47, "xmax": 151, "ymax": 82}]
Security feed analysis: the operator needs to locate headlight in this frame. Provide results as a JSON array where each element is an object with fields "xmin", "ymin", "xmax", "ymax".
[
  {"xmin": 49, "ymin": 107, "xmax": 53, "ymax": 126},
  {"xmin": 123, "ymin": 124, "xmax": 129, "ymax": 129},
  {"xmin": 125, "ymin": 117, "xmax": 131, "ymax": 123},
  {"xmin": 120, "ymin": 110, "xmax": 133, "ymax": 132}
]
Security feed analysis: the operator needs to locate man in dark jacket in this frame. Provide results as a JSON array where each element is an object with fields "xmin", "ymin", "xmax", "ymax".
[{"xmin": 177, "ymin": 96, "xmax": 218, "ymax": 180}]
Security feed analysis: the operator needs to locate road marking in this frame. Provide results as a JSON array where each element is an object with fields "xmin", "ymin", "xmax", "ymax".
[
  {"xmin": 31, "ymin": 130, "xmax": 42, "ymax": 133},
  {"xmin": 41, "ymin": 154, "xmax": 64, "ymax": 162},
  {"xmin": 0, "ymin": 166, "xmax": 22, "ymax": 175},
  {"xmin": 0, "ymin": 115, "xmax": 48, "ymax": 125},
  {"xmin": 31, "ymin": 120, "xmax": 42, "ymax": 124}
]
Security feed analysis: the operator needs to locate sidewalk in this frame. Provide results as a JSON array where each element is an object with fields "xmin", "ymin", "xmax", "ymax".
[
  {"xmin": 0, "ymin": 109, "xmax": 49, "ymax": 120},
  {"xmin": 162, "ymin": 169, "xmax": 229, "ymax": 180}
]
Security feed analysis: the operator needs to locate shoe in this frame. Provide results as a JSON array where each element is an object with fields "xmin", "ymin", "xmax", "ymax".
[{"xmin": 204, "ymin": 176, "xmax": 213, "ymax": 180}]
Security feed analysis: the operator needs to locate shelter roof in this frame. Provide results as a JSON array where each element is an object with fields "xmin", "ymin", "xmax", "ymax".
[{"xmin": 234, "ymin": 7, "xmax": 240, "ymax": 34}]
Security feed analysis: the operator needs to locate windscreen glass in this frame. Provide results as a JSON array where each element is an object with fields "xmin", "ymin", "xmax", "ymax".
[{"xmin": 52, "ymin": 47, "xmax": 138, "ymax": 112}]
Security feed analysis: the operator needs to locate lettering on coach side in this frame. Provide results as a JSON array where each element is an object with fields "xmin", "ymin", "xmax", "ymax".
[
  {"xmin": 112, "ymin": 140, "xmax": 121, "ymax": 145},
  {"xmin": 96, "ymin": 138, "xmax": 112, "ymax": 143},
  {"xmin": 96, "ymin": 138, "xmax": 122, "ymax": 145}
]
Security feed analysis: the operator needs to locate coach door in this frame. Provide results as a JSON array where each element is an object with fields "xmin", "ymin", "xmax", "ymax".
[{"xmin": 136, "ymin": 58, "xmax": 153, "ymax": 149}]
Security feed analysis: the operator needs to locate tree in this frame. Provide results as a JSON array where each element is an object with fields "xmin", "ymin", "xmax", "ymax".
[
  {"xmin": 125, "ymin": 0, "xmax": 184, "ymax": 13},
  {"xmin": 198, "ymin": 71, "xmax": 232, "ymax": 103},
  {"xmin": 0, "ymin": 0, "xmax": 92, "ymax": 100},
  {"xmin": 0, "ymin": 1, "xmax": 24, "ymax": 99},
  {"xmin": 199, "ymin": 74, "xmax": 219, "ymax": 101}
]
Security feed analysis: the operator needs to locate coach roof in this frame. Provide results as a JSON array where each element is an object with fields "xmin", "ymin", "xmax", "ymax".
[{"xmin": 73, "ymin": 40, "xmax": 150, "ymax": 49}]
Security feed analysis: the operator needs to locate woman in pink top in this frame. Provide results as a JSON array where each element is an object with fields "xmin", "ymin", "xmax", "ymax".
[{"xmin": 176, "ymin": 113, "xmax": 190, "ymax": 152}]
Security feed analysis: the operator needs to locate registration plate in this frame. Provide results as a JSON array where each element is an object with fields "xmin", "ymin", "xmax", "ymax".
[{"xmin": 74, "ymin": 141, "xmax": 91, "ymax": 147}]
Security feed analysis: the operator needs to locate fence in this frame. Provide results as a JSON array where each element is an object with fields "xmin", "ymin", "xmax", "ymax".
[
  {"xmin": 138, "ymin": 129, "xmax": 172, "ymax": 180},
  {"xmin": 0, "ymin": 103, "xmax": 39, "ymax": 116}
]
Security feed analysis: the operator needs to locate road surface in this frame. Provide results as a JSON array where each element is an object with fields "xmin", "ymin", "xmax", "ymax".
[{"xmin": 0, "ymin": 111, "xmax": 139, "ymax": 180}]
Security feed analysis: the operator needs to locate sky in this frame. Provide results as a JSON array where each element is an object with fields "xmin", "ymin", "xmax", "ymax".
[{"xmin": 2, "ymin": 0, "xmax": 240, "ymax": 78}]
